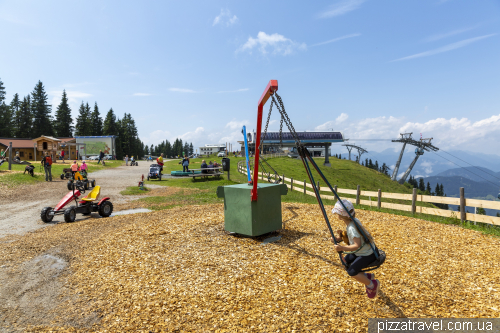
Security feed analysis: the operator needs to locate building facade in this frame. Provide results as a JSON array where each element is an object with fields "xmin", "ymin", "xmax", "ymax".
[{"xmin": 199, "ymin": 144, "xmax": 226, "ymax": 156}]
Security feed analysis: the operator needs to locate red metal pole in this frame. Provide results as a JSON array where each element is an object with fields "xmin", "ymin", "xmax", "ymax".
[{"xmin": 251, "ymin": 80, "xmax": 278, "ymax": 201}]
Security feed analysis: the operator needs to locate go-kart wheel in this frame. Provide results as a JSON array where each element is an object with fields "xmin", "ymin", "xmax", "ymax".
[
  {"xmin": 67, "ymin": 181, "xmax": 73, "ymax": 191},
  {"xmin": 60, "ymin": 174, "xmax": 64, "ymax": 180},
  {"xmin": 92, "ymin": 180, "xmax": 96, "ymax": 187},
  {"xmin": 64, "ymin": 206, "xmax": 76, "ymax": 222},
  {"xmin": 98, "ymin": 201, "xmax": 113, "ymax": 217},
  {"xmin": 41, "ymin": 207, "xmax": 54, "ymax": 223},
  {"xmin": 84, "ymin": 182, "xmax": 89, "ymax": 190}
]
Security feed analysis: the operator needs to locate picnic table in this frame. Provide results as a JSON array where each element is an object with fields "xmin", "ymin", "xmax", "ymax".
[{"xmin": 187, "ymin": 166, "xmax": 224, "ymax": 180}]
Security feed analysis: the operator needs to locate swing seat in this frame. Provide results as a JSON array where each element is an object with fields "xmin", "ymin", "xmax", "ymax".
[{"xmin": 361, "ymin": 248, "xmax": 386, "ymax": 272}]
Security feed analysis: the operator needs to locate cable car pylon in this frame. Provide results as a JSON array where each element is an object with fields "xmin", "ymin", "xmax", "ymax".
[
  {"xmin": 391, "ymin": 133, "xmax": 439, "ymax": 184},
  {"xmin": 342, "ymin": 143, "xmax": 367, "ymax": 163}
]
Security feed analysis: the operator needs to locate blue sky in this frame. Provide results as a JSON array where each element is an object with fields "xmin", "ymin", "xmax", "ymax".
[{"xmin": 1, "ymin": 0, "xmax": 499, "ymax": 157}]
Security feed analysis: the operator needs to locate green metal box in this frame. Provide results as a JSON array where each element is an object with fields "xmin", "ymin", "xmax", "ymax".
[{"xmin": 216, "ymin": 183, "xmax": 288, "ymax": 236}]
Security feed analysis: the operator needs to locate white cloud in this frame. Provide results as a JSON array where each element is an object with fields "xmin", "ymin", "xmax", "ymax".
[
  {"xmin": 217, "ymin": 88, "xmax": 249, "ymax": 93},
  {"xmin": 424, "ymin": 27, "xmax": 476, "ymax": 43},
  {"xmin": 142, "ymin": 130, "xmax": 172, "ymax": 146},
  {"xmin": 238, "ymin": 31, "xmax": 307, "ymax": 56},
  {"xmin": 316, "ymin": 113, "xmax": 500, "ymax": 155},
  {"xmin": 315, "ymin": 113, "xmax": 350, "ymax": 130},
  {"xmin": 226, "ymin": 120, "xmax": 250, "ymax": 130},
  {"xmin": 310, "ymin": 33, "xmax": 361, "ymax": 47},
  {"xmin": 179, "ymin": 127, "xmax": 205, "ymax": 142},
  {"xmin": 420, "ymin": 161, "xmax": 434, "ymax": 174},
  {"xmin": 318, "ymin": 0, "xmax": 366, "ymax": 18},
  {"xmin": 213, "ymin": 9, "xmax": 238, "ymax": 27},
  {"xmin": 132, "ymin": 93, "xmax": 152, "ymax": 96},
  {"xmin": 168, "ymin": 88, "xmax": 197, "ymax": 93},
  {"xmin": 392, "ymin": 34, "xmax": 496, "ymax": 62},
  {"xmin": 336, "ymin": 113, "xmax": 349, "ymax": 123}
]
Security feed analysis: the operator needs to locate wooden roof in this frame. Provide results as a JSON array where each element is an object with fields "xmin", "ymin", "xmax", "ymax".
[{"xmin": 0, "ymin": 138, "xmax": 36, "ymax": 149}]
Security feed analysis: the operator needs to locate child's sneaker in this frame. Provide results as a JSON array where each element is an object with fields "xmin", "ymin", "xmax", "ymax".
[
  {"xmin": 366, "ymin": 279, "xmax": 380, "ymax": 299},
  {"xmin": 365, "ymin": 273, "xmax": 375, "ymax": 280}
]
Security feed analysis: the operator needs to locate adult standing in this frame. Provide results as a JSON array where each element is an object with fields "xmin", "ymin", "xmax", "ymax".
[
  {"xmin": 61, "ymin": 149, "xmax": 65, "ymax": 163},
  {"xmin": 125, "ymin": 155, "xmax": 129, "ymax": 166},
  {"xmin": 182, "ymin": 155, "xmax": 189, "ymax": 172},
  {"xmin": 41, "ymin": 152, "xmax": 53, "ymax": 181},
  {"xmin": 156, "ymin": 153, "xmax": 164, "ymax": 174},
  {"xmin": 98, "ymin": 150, "xmax": 105, "ymax": 164}
]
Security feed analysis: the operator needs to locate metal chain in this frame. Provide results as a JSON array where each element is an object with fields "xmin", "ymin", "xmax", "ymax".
[
  {"xmin": 272, "ymin": 93, "xmax": 302, "ymax": 148},
  {"xmin": 258, "ymin": 98, "xmax": 274, "ymax": 153}
]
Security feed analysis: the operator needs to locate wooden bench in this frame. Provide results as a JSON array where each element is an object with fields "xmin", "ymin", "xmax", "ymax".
[{"xmin": 187, "ymin": 167, "xmax": 224, "ymax": 180}]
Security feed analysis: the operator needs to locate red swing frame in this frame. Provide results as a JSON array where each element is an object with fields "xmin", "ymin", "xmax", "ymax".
[{"xmin": 251, "ymin": 80, "xmax": 278, "ymax": 202}]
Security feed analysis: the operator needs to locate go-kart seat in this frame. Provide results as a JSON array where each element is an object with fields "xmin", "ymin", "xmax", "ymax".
[{"xmin": 82, "ymin": 186, "xmax": 101, "ymax": 202}]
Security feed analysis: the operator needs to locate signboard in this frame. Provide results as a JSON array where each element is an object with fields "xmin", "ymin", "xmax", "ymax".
[{"xmin": 75, "ymin": 136, "xmax": 116, "ymax": 157}]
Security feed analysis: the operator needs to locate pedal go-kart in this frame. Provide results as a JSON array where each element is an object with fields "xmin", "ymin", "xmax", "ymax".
[
  {"xmin": 148, "ymin": 164, "xmax": 162, "ymax": 181},
  {"xmin": 41, "ymin": 181, "xmax": 113, "ymax": 223},
  {"xmin": 66, "ymin": 170, "xmax": 96, "ymax": 191}
]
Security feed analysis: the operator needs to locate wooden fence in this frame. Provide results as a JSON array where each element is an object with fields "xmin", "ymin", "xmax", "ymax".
[{"xmin": 237, "ymin": 161, "xmax": 500, "ymax": 226}]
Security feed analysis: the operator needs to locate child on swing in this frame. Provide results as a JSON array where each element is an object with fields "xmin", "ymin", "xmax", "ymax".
[{"xmin": 331, "ymin": 199, "xmax": 381, "ymax": 299}]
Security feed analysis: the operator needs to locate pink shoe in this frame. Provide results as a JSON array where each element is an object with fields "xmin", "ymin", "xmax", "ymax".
[
  {"xmin": 366, "ymin": 279, "xmax": 380, "ymax": 299},
  {"xmin": 365, "ymin": 273, "xmax": 375, "ymax": 281}
]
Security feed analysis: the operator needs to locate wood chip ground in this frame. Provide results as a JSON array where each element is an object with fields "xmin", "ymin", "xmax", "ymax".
[{"xmin": 1, "ymin": 203, "xmax": 499, "ymax": 332}]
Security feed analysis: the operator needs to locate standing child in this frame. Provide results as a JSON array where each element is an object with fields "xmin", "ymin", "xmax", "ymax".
[{"xmin": 331, "ymin": 199, "xmax": 381, "ymax": 299}]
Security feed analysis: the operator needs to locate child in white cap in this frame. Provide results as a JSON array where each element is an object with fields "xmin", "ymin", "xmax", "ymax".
[{"xmin": 331, "ymin": 199, "xmax": 380, "ymax": 299}]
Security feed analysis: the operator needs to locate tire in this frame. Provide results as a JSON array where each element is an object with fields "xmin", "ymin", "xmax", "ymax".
[
  {"xmin": 92, "ymin": 180, "xmax": 96, "ymax": 187},
  {"xmin": 98, "ymin": 201, "xmax": 113, "ymax": 217},
  {"xmin": 41, "ymin": 207, "xmax": 54, "ymax": 223},
  {"xmin": 67, "ymin": 181, "xmax": 73, "ymax": 191},
  {"xmin": 64, "ymin": 206, "xmax": 76, "ymax": 223},
  {"xmin": 84, "ymin": 181, "xmax": 89, "ymax": 190},
  {"xmin": 60, "ymin": 174, "xmax": 64, "ymax": 180},
  {"xmin": 147, "ymin": 176, "xmax": 150, "ymax": 181}
]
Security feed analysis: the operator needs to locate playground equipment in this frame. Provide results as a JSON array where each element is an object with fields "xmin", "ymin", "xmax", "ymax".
[
  {"xmin": 41, "ymin": 181, "xmax": 113, "ymax": 223},
  {"xmin": 148, "ymin": 164, "xmax": 162, "ymax": 181},
  {"xmin": 242, "ymin": 125, "xmax": 252, "ymax": 184},
  {"xmin": 217, "ymin": 80, "xmax": 288, "ymax": 236},
  {"xmin": 229, "ymin": 80, "xmax": 385, "ymax": 271},
  {"xmin": 66, "ymin": 170, "xmax": 96, "ymax": 191}
]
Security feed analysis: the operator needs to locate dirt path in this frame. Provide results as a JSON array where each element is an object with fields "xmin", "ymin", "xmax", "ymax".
[
  {"xmin": 0, "ymin": 161, "xmax": 179, "ymax": 332},
  {"xmin": 0, "ymin": 162, "xmax": 155, "ymax": 239}
]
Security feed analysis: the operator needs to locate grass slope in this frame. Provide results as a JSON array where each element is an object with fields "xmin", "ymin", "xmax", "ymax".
[{"xmin": 142, "ymin": 156, "xmax": 500, "ymax": 237}]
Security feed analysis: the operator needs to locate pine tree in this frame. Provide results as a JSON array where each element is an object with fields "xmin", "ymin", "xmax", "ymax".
[
  {"xmin": 183, "ymin": 142, "xmax": 189, "ymax": 156},
  {"xmin": 374, "ymin": 160, "xmax": 379, "ymax": 171},
  {"xmin": 90, "ymin": 102, "xmax": 103, "ymax": 136},
  {"xmin": 53, "ymin": 90, "xmax": 74, "ymax": 137},
  {"xmin": 75, "ymin": 102, "xmax": 91, "ymax": 136},
  {"xmin": 338, "ymin": 154, "xmax": 341, "ymax": 159},
  {"xmin": 435, "ymin": 183, "xmax": 441, "ymax": 196},
  {"xmin": 418, "ymin": 178, "xmax": 425, "ymax": 192},
  {"xmin": 0, "ymin": 78, "xmax": 13, "ymax": 137},
  {"xmin": 103, "ymin": 108, "xmax": 118, "ymax": 135},
  {"xmin": 15, "ymin": 96, "xmax": 33, "ymax": 138},
  {"xmin": 476, "ymin": 207, "xmax": 486, "ymax": 215},
  {"xmin": 31, "ymin": 80, "xmax": 53, "ymax": 137},
  {"xmin": 189, "ymin": 143, "xmax": 194, "ymax": 155},
  {"xmin": 10, "ymin": 93, "xmax": 21, "ymax": 136},
  {"xmin": 426, "ymin": 182, "xmax": 431, "ymax": 194},
  {"xmin": 368, "ymin": 159, "xmax": 373, "ymax": 169},
  {"xmin": 439, "ymin": 184, "xmax": 444, "ymax": 196}
]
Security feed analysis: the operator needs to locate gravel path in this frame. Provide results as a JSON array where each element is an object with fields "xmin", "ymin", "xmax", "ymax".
[{"xmin": 0, "ymin": 162, "xmax": 156, "ymax": 239}]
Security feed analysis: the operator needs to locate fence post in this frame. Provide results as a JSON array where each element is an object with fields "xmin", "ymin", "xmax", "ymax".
[
  {"xmin": 378, "ymin": 189, "xmax": 382, "ymax": 209},
  {"xmin": 356, "ymin": 185, "xmax": 360, "ymax": 205},
  {"xmin": 304, "ymin": 180, "xmax": 306, "ymax": 194},
  {"xmin": 317, "ymin": 181, "xmax": 320, "ymax": 193},
  {"xmin": 261, "ymin": 171, "xmax": 264, "ymax": 181},
  {"xmin": 282, "ymin": 174, "xmax": 285, "ymax": 184},
  {"xmin": 412, "ymin": 188, "xmax": 417, "ymax": 215},
  {"xmin": 291, "ymin": 177, "xmax": 293, "ymax": 191},
  {"xmin": 460, "ymin": 187, "xmax": 465, "ymax": 223},
  {"xmin": 334, "ymin": 185, "xmax": 337, "ymax": 193}
]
